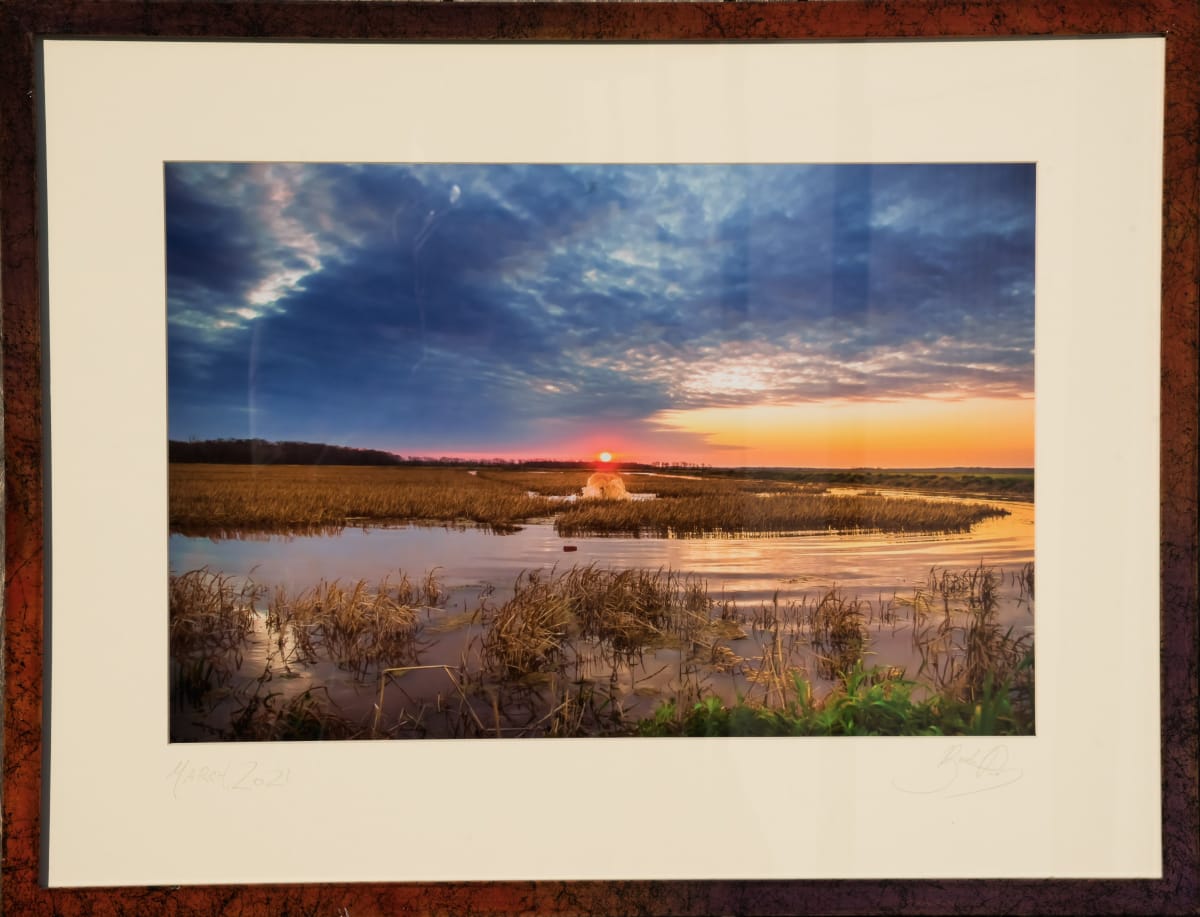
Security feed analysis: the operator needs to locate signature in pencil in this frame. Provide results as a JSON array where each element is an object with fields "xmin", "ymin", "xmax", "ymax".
[
  {"xmin": 892, "ymin": 744, "xmax": 1023, "ymax": 798},
  {"xmin": 167, "ymin": 759, "xmax": 291, "ymax": 799}
]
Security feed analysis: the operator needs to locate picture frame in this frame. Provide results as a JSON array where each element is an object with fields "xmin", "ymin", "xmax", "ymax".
[{"xmin": 2, "ymin": 1, "xmax": 1196, "ymax": 914}]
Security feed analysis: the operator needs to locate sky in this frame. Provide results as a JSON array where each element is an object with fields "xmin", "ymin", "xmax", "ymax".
[{"xmin": 166, "ymin": 162, "xmax": 1035, "ymax": 468}]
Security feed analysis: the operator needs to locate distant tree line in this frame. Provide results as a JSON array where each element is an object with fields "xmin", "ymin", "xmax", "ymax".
[
  {"xmin": 169, "ymin": 439, "xmax": 407, "ymax": 466},
  {"xmin": 168, "ymin": 438, "xmax": 664, "ymax": 469},
  {"xmin": 170, "ymin": 438, "xmax": 723, "ymax": 470}
]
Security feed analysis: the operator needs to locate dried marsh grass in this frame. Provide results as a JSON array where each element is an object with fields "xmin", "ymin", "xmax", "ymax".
[
  {"xmin": 172, "ymin": 464, "xmax": 1007, "ymax": 543},
  {"xmin": 170, "ymin": 464, "xmax": 558, "ymax": 533},
  {"xmin": 808, "ymin": 589, "xmax": 868, "ymax": 681},
  {"xmin": 480, "ymin": 564, "xmax": 721, "ymax": 682},
  {"xmin": 171, "ymin": 556, "xmax": 1034, "ymax": 739},
  {"xmin": 267, "ymin": 572, "xmax": 443, "ymax": 679},
  {"xmin": 554, "ymin": 492, "xmax": 1007, "ymax": 538},
  {"xmin": 170, "ymin": 565, "xmax": 447, "ymax": 738},
  {"xmin": 169, "ymin": 568, "xmax": 261, "ymax": 710},
  {"xmin": 909, "ymin": 562, "xmax": 1035, "ymax": 726}
]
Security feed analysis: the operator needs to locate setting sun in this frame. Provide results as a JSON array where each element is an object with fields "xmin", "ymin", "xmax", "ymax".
[{"xmin": 598, "ymin": 451, "xmax": 613, "ymax": 463}]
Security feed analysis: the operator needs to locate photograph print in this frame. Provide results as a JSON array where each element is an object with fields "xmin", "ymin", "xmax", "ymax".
[{"xmin": 167, "ymin": 162, "xmax": 1035, "ymax": 741}]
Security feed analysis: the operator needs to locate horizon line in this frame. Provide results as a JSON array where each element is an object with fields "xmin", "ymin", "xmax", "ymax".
[{"xmin": 167, "ymin": 438, "xmax": 1032, "ymax": 473}]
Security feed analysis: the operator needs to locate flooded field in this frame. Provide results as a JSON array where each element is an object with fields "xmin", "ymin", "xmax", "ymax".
[
  {"xmin": 171, "ymin": 495, "xmax": 1031, "ymax": 612},
  {"xmin": 169, "ymin": 478, "xmax": 1034, "ymax": 741}
]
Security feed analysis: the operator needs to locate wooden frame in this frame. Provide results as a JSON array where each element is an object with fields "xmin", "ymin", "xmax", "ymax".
[{"xmin": 2, "ymin": 2, "xmax": 1196, "ymax": 913}]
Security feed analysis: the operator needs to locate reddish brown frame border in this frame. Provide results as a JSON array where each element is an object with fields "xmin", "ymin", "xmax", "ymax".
[{"xmin": 2, "ymin": 2, "xmax": 1196, "ymax": 914}]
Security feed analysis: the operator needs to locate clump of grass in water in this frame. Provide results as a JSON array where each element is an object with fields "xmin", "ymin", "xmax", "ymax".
[
  {"xmin": 267, "ymin": 571, "xmax": 442, "ymax": 680},
  {"xmin": 480, "ymin": 564, "xmax": 721, "ymax": 680},
  {"xmin": 554, "ymin": 491, "xmax": 1009, "ymax": 538},
  {"xmin": 909, "ymin": 562, "xmax": 1035, "ymax": 729},
  {"xmin": 560, "ymin": 565, "xmax": 714, "ymax": 661},
  {"xmin": 169, "ymin": 574, "xmax": 367, "ymax": 740},
  {"xmin": 169, "ymin": 568, "xmax": 261, "ymax": 710},
  {"xmin": 470, "ymin": 565, "xmax": 730, "ymax": 737},
  {"xmin": 807, "ymin": 588, "xmax": 867, "ymax": 682},
  {"xmin": 480, "ymin": 569, "xmax": 575, "ymax": 680},
  {"xmin": 739, "ymin": 591, "xmax": 806, "ymax": 707},
  {"xmin": 172, "ymin": 566, "xmax": 448, "ymax": 739}
]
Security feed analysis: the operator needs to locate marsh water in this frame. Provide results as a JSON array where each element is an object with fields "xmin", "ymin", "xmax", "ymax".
[
  {"xmin": 171, "ymin": 496, "xmax": 1032, "ymax": 609},
  {"xmin": 170, "ymin": 490, "xmax": 1033, "ymax": 739}
]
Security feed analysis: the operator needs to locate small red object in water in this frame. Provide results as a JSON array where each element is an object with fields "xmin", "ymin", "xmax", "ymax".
[{"xmin": 563, "ymin": 545, "xmax": 578, "ymax": 552}]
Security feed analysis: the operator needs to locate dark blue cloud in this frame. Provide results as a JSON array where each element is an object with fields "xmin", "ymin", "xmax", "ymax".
[
  {"xmin": 166, "ymin": 162, "xmax": 1035, "ymax": 457},
  {"xmin": 165, "ymin": 168, "xmax": 261, "ymax": 301}
]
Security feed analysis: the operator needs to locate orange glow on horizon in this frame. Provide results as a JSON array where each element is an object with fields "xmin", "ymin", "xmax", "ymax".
[
  {"xmin": 648, "ymin": 397, "xmax": 1034, "ymax": 468},
  {"xmin": 394, "ymin": 398, "xmax": 1032, "ymax": 468}
]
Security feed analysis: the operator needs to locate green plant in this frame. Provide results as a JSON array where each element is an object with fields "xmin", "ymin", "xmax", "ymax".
[{"xmin": 636, "ymin": 659, "xmax": 1033, "ymax": 738}]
